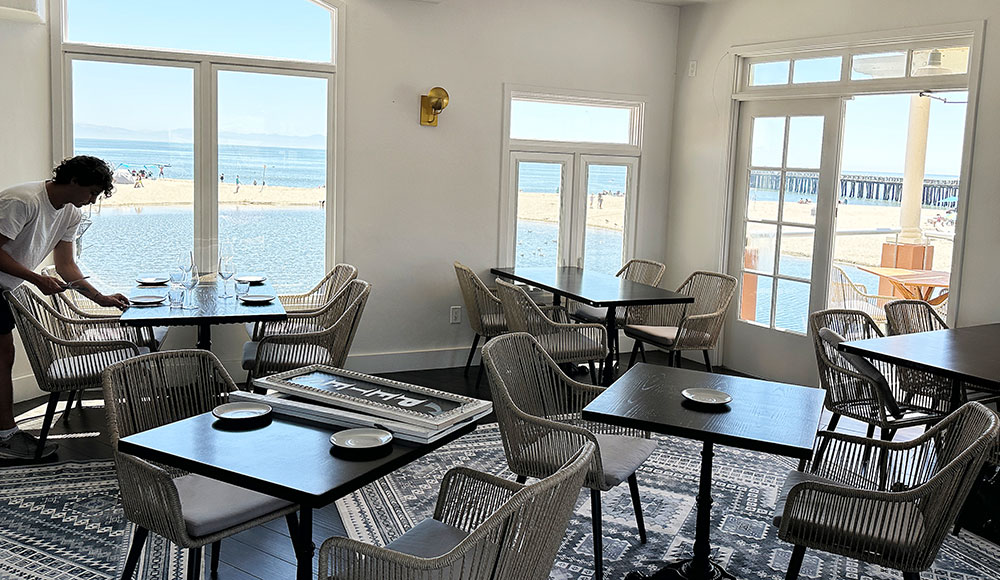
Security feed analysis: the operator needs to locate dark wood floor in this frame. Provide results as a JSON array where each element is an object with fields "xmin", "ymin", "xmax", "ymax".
[{"xmin": 4, "ymin": 351, "xmax": 903, "ymax": 579}]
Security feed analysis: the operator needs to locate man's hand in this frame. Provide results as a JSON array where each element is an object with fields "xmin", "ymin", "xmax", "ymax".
[
  {"xmin": 94, "ymin": 292, "xmax": 129, "ymax": 311},
  {"xmin": 32, "ymin": 274, "xmax": 65, "ymax": 296}
]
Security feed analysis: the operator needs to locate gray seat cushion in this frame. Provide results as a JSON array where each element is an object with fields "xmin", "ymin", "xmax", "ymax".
[
  {"xmin": 818, "ymin": 328, "xmax": 902, "ymax": 418},
  {"xmin": 594, "ymin": 433, "xmax": 658, "ymax": 487},
  {"xmin": 624, "ymin": 324, "xmax": 712, "ymax": 348},
  {"xmin": 773, "ymin": 470, "xmax": 925, "ymax": 550},
  {"xmin": 241, "ymin": 341, "xmax": 333, "ymax": 371},
  {"xmin": 46, "ymin": 347, "xmax": 150, "ymax": 388},
  {"xmin": 572, "ymin": 304, "xmax": 610, "ymax": 323},
  {"xmin": 385, "ymin": 518, "xmax": 470, "ymax": 558},
  {"xmin": 173, "ymin": 473, "xmax": 294, "ymax": 537}
]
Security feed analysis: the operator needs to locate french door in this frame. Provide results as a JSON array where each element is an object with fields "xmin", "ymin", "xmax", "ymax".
[
  {"xmin": 506, "ymin": 151, "xmax": 638, "ymax": 274},
  {"xmin": 724, "ymin": 98, "xmax": 844, "ymax": 385}
]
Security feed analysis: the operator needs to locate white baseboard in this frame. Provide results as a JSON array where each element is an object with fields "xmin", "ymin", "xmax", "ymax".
[{"xmin": 12, "ymin": 372, "xmax": 43, "ymax": 404}]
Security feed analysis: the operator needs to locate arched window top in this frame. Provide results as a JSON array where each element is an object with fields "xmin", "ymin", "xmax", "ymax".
[{"xmin": 65, "ymin": 0, "xmax": 335, "ymax": 63}]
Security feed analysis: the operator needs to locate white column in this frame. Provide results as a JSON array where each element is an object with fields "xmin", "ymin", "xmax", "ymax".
[{"xmin": 898, "ymin": 94, "xmax": 931, "ymax": 244}]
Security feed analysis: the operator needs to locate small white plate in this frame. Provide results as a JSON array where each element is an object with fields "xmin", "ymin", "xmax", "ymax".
[
  {"xmin": 212, "ymin": 402, "xmax": 272, "ymax": 421},
  {"xmin": 236, "ymin": 275, "xmax": 267, "ymax": 284},
  {"xmin": 681, "ymin": 388, "xmax": 732, "ymax": 405},
  {"xmin": 238, "ymin": 294, "xmax": 275, "ymax": 304},
  {"xmin": 330, "ymin": 428, "xmax": 393, "ymax": 450},
  {"xmin": 130, "ymin": 294, "xmax": 166, "ymax": 305},
  {"xmin": 136, "ymin": 276, "xmax": 169, "ymax": 285}
]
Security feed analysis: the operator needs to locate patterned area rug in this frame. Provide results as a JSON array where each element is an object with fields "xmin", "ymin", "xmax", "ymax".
[
  {"xmin": 0, "ymin": 460, "xmax": 191, "ymax": 580},
  {"xmin": 336, "ymin": 424, "xmax": 1000, "ymax": 579}
]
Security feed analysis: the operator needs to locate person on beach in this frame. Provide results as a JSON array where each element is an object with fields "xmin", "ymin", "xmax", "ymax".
[
  {"xmin": 158, "ymin": 165, "xmax": 165, "ymax": 178},
  {"xmin": 0, "ymin": 156, "xmax": 129, "ymax": 460},
  {"xmin": 598, "ymin": 191, "xmax": 604, "ymax": 209},
  {"xmin": 235, "ymin": 175, "xmax": 240, "ymax": 194},
  {"xmin": 220, "ymin": 173, "xmax": 225, "ymax": 183}
]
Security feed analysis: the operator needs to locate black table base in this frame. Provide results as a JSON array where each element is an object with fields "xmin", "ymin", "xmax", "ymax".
[
  {"xmin": 197, "ymin": 323, "xmax": 212, "ymax": 350},
  {"xmin": 626, "ymin": 441, "xmax": 735, "ymax": 580}
]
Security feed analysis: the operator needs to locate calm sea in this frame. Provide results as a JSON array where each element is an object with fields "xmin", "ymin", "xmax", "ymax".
[{"xmin": 75, "ymin": 138, "xmax": 327, "ymax": 189}]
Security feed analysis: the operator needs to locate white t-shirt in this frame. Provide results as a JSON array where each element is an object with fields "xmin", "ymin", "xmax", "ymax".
[{"xmin": 0, "ymin": 181, "xmax": 82, "ymax": 290}]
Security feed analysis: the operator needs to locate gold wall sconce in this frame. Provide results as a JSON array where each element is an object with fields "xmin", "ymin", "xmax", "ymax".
[{"xmin": 420, "ymin": 87, "xmax": 449, "ymax": 126}]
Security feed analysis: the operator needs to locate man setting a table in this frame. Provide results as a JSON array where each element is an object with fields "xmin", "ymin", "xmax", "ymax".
[{"xmin": 0, "ymin": 155, "xmax": 129, "ymax": 460}]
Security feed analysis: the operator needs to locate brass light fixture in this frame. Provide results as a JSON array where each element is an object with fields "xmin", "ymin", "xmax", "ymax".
[{"xmin": 420, "ymin": 87, "xmax": 449, "ymax": 126}]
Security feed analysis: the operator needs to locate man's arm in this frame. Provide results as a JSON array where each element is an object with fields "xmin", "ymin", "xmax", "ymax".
[
  {"xmin": 0, "ymin": 234, "xmax": 64, "ymax": 295},
  {"xmin": 52, "ymin": 241, "xmax": 128, "ymax": 310}
]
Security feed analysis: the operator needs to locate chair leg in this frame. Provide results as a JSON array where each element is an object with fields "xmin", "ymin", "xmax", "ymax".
[
  {"xmin": 881, "ymin": 428, "xmax": 897, "ymax": 441},
  {"xmin": 121, "ymin": 526, "xmax": 149, "ymax": 580},
  {"xmin": 474, "ymin": 363, "xmax": 485, "ymax": 392},
  {"xmin": 866, "ymin": 424, "xmax": 876, "ymax": 438},
  {"xmin": 627, "ymin": 473, "xmax": 646, "ymax": 544},
  {"xmin": 785, "ymin": 545, "xmax": 806, "ymax": 579},
  {"xmin": 812, "ymin": 414, "xmax": 840, "ymax": 468},
  {"xmin": 591, "ymin": 489, "xmax": 603, "ymax": 580},
  {"xmin": 902, "ymin": 573, "xmax": 920, "ymax": 580},
  {"xmin": 702, "ymin": 350, "xmax": 713, "ymax": 373},
  {"xmin": 464, "ymin": 334, "xmax": 480, "ymax": 376},
  {"xmin": 673, "ymin": 350, "xmax": 681, "ymax": 367},
  {"xmin": 827, "ymin": 413, "xmax": 841, "ymax": 432},
  {"xmin": 588, "ymin": 360, "xmax": 597, "ymax": 385},
  {"xmin": 628, "ymin": 342, "xmax": 640, "ymax": 368},
  {"xmin": 187, "ymin": 546, "xmax": 202, "ymax": 580},
  {"xmin": 285, "ymin": 512, "xmax": 300, "ymax": 553},
  {"xmin": 63, "ymin": 390, "xmax": 76, "ymax": 422},
  {"xmin": 516, "ymin": 475, "xmax": 527, "ymax": 484},
  {"xmin": 638, "ymin": 343, "xmax": 647, "ymax": 363},
  {"xmin": 210, "ymin": 540, "xmax": 221, "ymax": 574},
  {"xmin": 35, "ymin": 393, "xmax": 60, "ymax": 460}
]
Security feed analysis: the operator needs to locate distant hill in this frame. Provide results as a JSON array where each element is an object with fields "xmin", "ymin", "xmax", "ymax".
[{"xmin": 74, "ymin": 124, "xmax": 325, "ymax": 150}]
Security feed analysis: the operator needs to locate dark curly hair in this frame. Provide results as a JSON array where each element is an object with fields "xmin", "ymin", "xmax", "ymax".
[{"xmin": 52, "ymin": 155, "xmax": 114, "ymax": 197}]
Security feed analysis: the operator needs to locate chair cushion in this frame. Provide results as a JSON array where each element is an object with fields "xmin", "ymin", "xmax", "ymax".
[
  {"xmin": 572, "ymin": 304, "xmax": 609, "ymax": 323},
  {"xmin": 385, "ymin": 518, "xmax": 470, "ymax": 558},
  {"xmin": 242, "ymin": 341, "xmax": 333, "ymax": 371},
  {"xmin": 46, "ymin": 347, "xmax": 150, "ymax": 388},
  {"xmin": 534, "ymin": 332, "xmax": 606, "ymax": 364},
  {"xmin": 818, "ymin": 328, "xmax": 902, "ymax": 418},
  {"xmin": 174, "ymin": 473, "xmax": 294, "ymax": 538},
  {"xmin": 624, "ymin": 324, "xmax": 679, "ymax": 346},
  {"xmin": 594, "ymin": 433, "xmax": 658, "ymax": 488},
  {"xmin": 773, "ymin": 470, "xmax": 925, "ymax": 550}
]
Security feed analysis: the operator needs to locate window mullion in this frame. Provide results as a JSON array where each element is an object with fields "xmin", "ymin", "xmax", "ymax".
[{"xmin": 193, "ymin": 60, "xmax": 217, "ymax": 272}]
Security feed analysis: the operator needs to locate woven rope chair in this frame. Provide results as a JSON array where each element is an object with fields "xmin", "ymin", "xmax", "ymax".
[
  {"xmin": 454, "ymin": 262, "xmax": 508, "ymax": 389},
  {"xmin": 39, "ymin": 265, "xmax": 168, "ymax": 352},
  {"xmin": 102, "ymin": 350, "xmax": 300, "ymax": 580},
  {"xmin": 5, "ymin": 286, "xmax": 147, "ymax": 459},
  {"xmin": 775, "ymin": 401, "xmax": 998, "ymax": 580},
  {"xmin": 482, "ymin": 332, "xmax": 654, "ymax": 579},
  {"xmin": 570, "ymin": 259, "xmax": 666, "ymax": 363},
  {"xmin": 829, "ymin": 265, "xmax": 892, "ymax": 326},
  {"xmin": 247, "ymin": 263, "xmax": 358, "ymax": 339},
  {"xmin": 243, "ymin": 279, "xmax": 371, "ymax": 386},
  {"xmin": 809, "ymin": 309, "xmax": 948, "ymax": 447},
  {"xmin": 319, "ymin": 441, "xmax": 595, "ymax": 580},
  {"xmin": 624, "ymin": 270, "xmax": 737, "ymax": 372},
  {"xmin": 496, "ymin": 279, "xmax": 607, "ymax": 384}
]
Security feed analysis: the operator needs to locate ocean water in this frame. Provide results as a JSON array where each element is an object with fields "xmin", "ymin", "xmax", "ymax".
[{"xmin": 75, "ymin": 138, "xmax": 327, "ymax": 189}]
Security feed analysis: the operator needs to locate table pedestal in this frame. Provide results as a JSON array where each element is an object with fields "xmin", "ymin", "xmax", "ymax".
[
  {"xmin": 602, "ymin": 308, "xmax": 619, "ymax": 386},
  {"xmin": 626, "ymin": 441, "xmax": 734, "ymax": 580},
  {"xmin": 293, "ymin": 507, "xmax": 314, "ymax": 580},
  {"xmin": 197, "ymin": 323, "xmax": 212, "ymax": 350}
]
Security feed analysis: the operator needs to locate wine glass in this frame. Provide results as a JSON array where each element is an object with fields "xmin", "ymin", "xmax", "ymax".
[
  {"xmin": 177, "ymin": 250, "xmax": 194, "ymax": 276},
  {"xmin": 181, "ymin": 264, "xmax": 199, "ymax": 309},
  {"xmin": 218, "ymin": 256, "xmax": 235, "ymax": 298}
]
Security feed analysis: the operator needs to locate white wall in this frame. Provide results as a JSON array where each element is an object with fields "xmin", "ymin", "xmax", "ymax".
[
  {"xmin": 0, "ymin": 17, "xmax": 52, "ymax": 402},
  {"xmin": 668, "ymin": 0, "xmax": 1000, "ymax": 376},
  {"xmin": 0, "ymin": 0, "xmax": 681, "ymax": 402}
]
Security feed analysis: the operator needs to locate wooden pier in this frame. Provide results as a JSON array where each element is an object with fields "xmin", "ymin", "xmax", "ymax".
[{"xmin": 748, "ymin": 173, "xmax": 959, "ymax": 207}]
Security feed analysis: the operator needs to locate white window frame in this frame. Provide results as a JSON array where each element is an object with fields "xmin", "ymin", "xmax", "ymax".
[
  {"xmin": 499, "ymin": 84, "xmax": 644, "ymax": 269},
  {"xmin": 48, "ymin": 0, "xmax": 347, "ymax": 270},
  {"xmin": 721, "ymin": 21, "xmax": 986, "ymax": 326}
]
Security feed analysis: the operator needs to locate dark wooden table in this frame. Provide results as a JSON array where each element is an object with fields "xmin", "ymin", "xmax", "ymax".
[
  {"xmin": 120, "ymin": 279, "xmax": 286, "ymax": 350},
  {"xmin": 839, "ymin": 323, "xmax": 1000, "ymax": 410},
  {"xmin": 582, "ymin": 364, "xmax": 825, "ymax": 580},
  {"xmin": 118, "ymin": 412, "xmax": 476, "ymax": 580},
  {"xmin": 491, "ymin": 266, "xmax": 693, "ymax": 385}
]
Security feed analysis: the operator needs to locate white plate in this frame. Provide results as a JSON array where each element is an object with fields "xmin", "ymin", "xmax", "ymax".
[
  {"xmin": 136, "ymin": 276, "xmax": 169, "ymax": 285},
  {"xmin": 238, "ymin": 294, "xmax": 276, "ymax": 304},
  {"xmin": 212, "ymin": 402, "xmax": 272, "ymax": 421},
  {"xmin": 236, "ymin": 275, "xmax": 267, "ymax": 284},
  {"xmin": 330, "ymin": 428, "xmax": 393, "ymax": 450},
  {"xmin": 130, "ymin": 294, "xmax": 166, "ymax": 305},
  {"xmin": 681, "ymin": 388, "xmax": 732, "ymax": 405}
]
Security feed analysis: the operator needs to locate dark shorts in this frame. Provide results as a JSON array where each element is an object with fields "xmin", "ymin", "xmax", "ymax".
[{"xmin": 0, "ymin": 292, "xmax": 14, "ymax": 335}]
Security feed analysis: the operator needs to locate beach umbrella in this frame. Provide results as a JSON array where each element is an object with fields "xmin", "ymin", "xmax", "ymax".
[{"xmin": 941, "ymin": 195, "xmax": 959, "ymax": 204}]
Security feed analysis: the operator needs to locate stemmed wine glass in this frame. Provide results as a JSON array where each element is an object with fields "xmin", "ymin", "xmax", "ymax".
[
  {"xmin": 181, "ymin": 260, "xmax": 199, "ymax": 310},
  {"xmin": 218, "ymin": 256, "xmax": 235, "ymax": 298}
]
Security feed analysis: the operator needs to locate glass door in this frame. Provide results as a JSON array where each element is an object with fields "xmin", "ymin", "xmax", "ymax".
[
  {"xmin": 725, "ymin": 98, "xmax": 843, "ymax": 384},
  {"xmin": 510, "ymin": 153, "xmax": 573, "ymax": 268},
  {"xmin": 576, "ymin": 156, "xmax": 637, "ymax": 275}
]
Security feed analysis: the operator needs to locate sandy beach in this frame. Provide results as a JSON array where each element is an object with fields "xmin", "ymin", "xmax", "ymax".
[
  {"xmin": 515, "ymin": 191, "xmax": 954, "ymax": 272},
  {"xmin": 103, "ymin": 178, "xmax": 326, "ymax": 208}
]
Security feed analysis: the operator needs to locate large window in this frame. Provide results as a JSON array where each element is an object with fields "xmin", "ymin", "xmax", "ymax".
[
  {"xmin": 54, "ymin": 0, "xmax": 341, "ymax": 293},
  {"xmin": 501, "ymin": 89, "xmax": 642, "ymax": 274}
]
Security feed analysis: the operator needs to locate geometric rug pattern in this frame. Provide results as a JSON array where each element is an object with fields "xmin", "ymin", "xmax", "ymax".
[
  {"xmin": 0, "ymin": 460, "xmax": 190, "ymax": 580},
  {"xmin": 336, "ymin": 424, "xmax": 1000, "ymax": 579}
]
